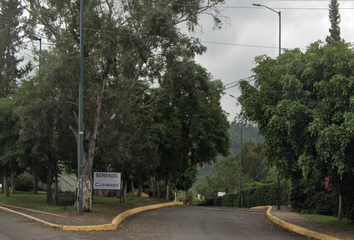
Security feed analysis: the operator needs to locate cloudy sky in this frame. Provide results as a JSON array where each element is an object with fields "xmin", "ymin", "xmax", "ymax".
[{"xmin": 181, "ymin": 0, "xmax": 354, "ymax": 122}]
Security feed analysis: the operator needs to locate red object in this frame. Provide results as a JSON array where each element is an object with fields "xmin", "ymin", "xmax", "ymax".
[{"xmin": 187, "ymin": 202, "xmax": 190, "ymax": 205}]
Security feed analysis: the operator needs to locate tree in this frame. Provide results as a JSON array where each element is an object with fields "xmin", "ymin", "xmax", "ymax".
[
  {"xmin": 0, "ymin": 0, "xmax": 29, "ymax": 197},
  {"xmin": 23, "ymin": 0, "xmax": 227, "ymax": 211},
  {"xmin": 0, "ymin": 99, "xmax": 20, "ymax": 196},
  {"xmin": 326, "ymin": 0, "xmax": 341, "ymax": 42},
  {"xmin": 153, "ymin": 59, "xmax": 230, "ymax": 200},
  {"xmin": 0, "ymin": 0, "xmax": 27, "ymax": 97},
  {"xmin": 239, "ymin": 40, "xmax": 354, "ymax": 220}
]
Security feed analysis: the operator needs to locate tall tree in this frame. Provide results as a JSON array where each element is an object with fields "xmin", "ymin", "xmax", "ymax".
[
  {"xmin": 153, "ymin": 59, "xmax": 230, "ymax": 200},
  {"xmin": 24, "ymin": 0, "xmax": 227, "ymax": 212},
  {"xmin": 0, "ymin": 0, "xmax": 29, "ymax": 196},
  {"xmin": 0, "ymin": 99, "xmax": 19, "ymax": 196},
  {"xmin": 0, "ymin": 0, "xmax": 25, "ymax": 97},
  {"xmin": 327, "ymin": 0, "xmax": 341, "ymax": 42}
]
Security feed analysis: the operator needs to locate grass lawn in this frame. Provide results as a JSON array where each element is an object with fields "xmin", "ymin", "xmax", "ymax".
[
  {"xmin": 300, "ymin": 213, "xmax": 354, "ymax": 231},
  {"xmin": 0, "ymin": 191, "xmax": 166, "ymax": 213}
]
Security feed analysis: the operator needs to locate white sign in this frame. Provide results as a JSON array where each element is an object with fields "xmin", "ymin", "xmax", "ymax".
[
  {"xmin": 93, "ymin": 172, "xmax": 121, "ymax": 190},
  {"xmin": 218, "ymin": 192, "xmax": 226, "ymax": 197}
]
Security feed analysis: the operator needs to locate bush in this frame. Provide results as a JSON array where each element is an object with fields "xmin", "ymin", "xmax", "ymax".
[
  {"xmin": 15, "ymin": 172, "xmax": 34, "ymax": 191},
  {"xmin": 223, "ymin": 180, "xmax": 290, "ymax": 208}
]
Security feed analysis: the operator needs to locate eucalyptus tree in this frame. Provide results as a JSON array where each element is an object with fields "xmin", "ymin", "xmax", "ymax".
[{"xmin": 23, "ymin": 0, "xmax": 227, "ymax": 211}]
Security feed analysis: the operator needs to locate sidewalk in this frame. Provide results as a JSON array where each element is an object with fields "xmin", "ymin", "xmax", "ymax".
[{"xmin": 270, "ymin": 206, "xmax": 354, "ymax": 240}]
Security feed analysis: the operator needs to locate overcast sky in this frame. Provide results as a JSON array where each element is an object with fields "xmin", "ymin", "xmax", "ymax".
[{"xmin": 180, "ymin": 0, "xmax": 354, "ymax": 122}]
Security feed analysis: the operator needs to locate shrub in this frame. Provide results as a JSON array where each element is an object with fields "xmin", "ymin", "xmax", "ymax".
[
  {"xmin": 15, "ymin": 172, "xmax": 34, "ymax": 191},
  {"xmin": 223, "ymin": 180, "xmax": 290, "ymax": 208}
]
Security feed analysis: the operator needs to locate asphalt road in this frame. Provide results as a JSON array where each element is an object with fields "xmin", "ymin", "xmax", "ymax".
[
  {"xmin": 118, "ymin": 206, "xmax": 308, "ymax": 240},
  {"xmin": 0, "ymin": 206, "xmax": 309, "ymax": 240}
]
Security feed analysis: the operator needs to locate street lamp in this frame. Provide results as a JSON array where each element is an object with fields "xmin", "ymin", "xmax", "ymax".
[
  {"xmin": 230, "ymin": 94, "xmax": 242, "ymax": 208},
  {"xmin": 77, "ymin": 0, "xmax": 84, "ymax": 215},
  {"xmin": 252, "ymin": 3, "xmax": 281, "ymax": 57},
  {"xmin": 30, "ymin": 36, "xmax": 42, "ymax": 195},
  {"xmin": 253, "ymin": 3, "xmax": 281, "ymax": 210}
]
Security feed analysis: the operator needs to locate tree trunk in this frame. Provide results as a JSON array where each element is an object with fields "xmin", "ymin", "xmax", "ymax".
[
  {"xmin": 138, "ymin": 180, "xmax": 142, "ymax": 197},
  {"xmin": 151, "ymin": 177, "xmax": 156, "ymax": 197},
  {"xmin": 82, "ymin": 152, "xmax": 93, "ymax": 211},
  {"xmin": 34, "ymin": 159, "xmax": 38, "ymax": 194},
  {"xmin": 10, "ymin": 168, "xmax": 15, "ymax": 194},
  {"xmin": 3, "ymin": 167, "xmax": 9, "ymax": 197},
  {"xmin": 0, "ymin": 170, "xmax": 3, "ymax": 193},
  {"xmin": 338, "ymin": 186, "xmax": 343, "ymax": 221},
  {"xmin": 54, "ymin": 161, "xmax": 58, "ymax": 196},
  {"xmin": 71, "ymin": 62, "xmax": 111, "ymax": 213},
  {"xmin": 123, "ymin": 179, "xmax": 127, "ymax": 203},
  {"xmin": 165, "ymin": 177, "xmax": 170, "ymax": 201},
  {"xmin": 131, "ymin": 180, "xmax": 136, "ymax": 197},
  {"xmin": 156, "ymin": 179, "xmax": 160, "ymax": 198},
  {"xmin": 46, "ymin": 159, "xmax": 54, "ymax": 205}
]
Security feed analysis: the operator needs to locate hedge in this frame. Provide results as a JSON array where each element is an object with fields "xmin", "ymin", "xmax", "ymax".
[{"xmin": 223, "ymin": 180, "xmax": 290, "ymax": 208}]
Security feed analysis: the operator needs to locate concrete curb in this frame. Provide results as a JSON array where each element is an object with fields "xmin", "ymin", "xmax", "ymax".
[
  {"xmin": 0, "ymin": 201, "xmax": 183, "ymax": 232},
  {"xmin": 264, "ymin": 206, "xmax": 343, "ymax": 240},
  {"xmin": 63, "ymin": 201, "xmax": 183, "ymax": 231}
]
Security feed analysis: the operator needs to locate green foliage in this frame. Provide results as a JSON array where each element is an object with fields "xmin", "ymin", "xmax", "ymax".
[
  {"xmin": 173, "ymin": 163, "xmax": 198, "ymax": 191},
  {"xmin": 196, "ymin": 140, "xmax": 273, "ymax": 200},
  {"xmin": 153, "ymin": 59, "xmax": 230, "ymax": 198},
  {"xmin": 194, "ymin": 123, "xmax": 264, "ymax": 187},
  {"xmin": 301, "ymin": 214, "xmax": 354, "ymax": 231},
  {"xmin": 0, "ymin": 0, "xmax": 28, "ymax": 98},
  {"xmin": 327, "ymin": 0, "xmax": 341, "ymax": 42},
  {"xmin": 17, "ymin": 0, "xmax": 229, "ymax": 208},
  {"xmin": 223, "ymin": 180, "xmax": 290, "ymax": 208},
  {"xmin": 239, "ymin": 40, "xmax": 354, "ymax": 218},
  {"xmin": 185, "ymin": 188, "xmax": 194, "ymax": 203},
  {"xmin": 291, "ymin": 175, "xmax": 354, "ymax": 220},
  {"xmin": 229, "ymin": 123, "xmax": 265, "ymax": 156},
  {"xmin": 15, "ymin": 172, "xmax": 33, "ymax": 191}
]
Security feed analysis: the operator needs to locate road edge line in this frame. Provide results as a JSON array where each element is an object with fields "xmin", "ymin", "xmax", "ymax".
[{"xmin": 0, "ymin": 205, "xmax": 63, "ymax": 230}]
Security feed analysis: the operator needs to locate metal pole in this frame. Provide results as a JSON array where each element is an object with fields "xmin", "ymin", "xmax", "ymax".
[
  {"xmin": 77, "ymin": 0, "xmax": 84, "ymax": 215},
  {"xmin": 239, "ymin": 120, "xmax": 242, "ymax": 208},
  {"xmin": 229, "ymin": 94, "xmax": 243, "ymax": 207},
  {"xmin": 252, "ymin": 3, "xmax": 281, "ymax": 210},
  {"xmin": 277, "ymin": 11, "xmax": 282, "ymax": 211},
  {"xmin": 279, "ymin": 11, "xmax": 281, "ymax": 57},
  {"xmin": 34, "ymin": 37, "xmax": 41, "ymax": 195}
]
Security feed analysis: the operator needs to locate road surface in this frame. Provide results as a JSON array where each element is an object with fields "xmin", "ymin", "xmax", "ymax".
[
  {"xmin": 118, "ymin": 206, "xmax": 308, "ymax": 240},
  {"xmin": 0, "ymin": 206, "xmax": 308, "ymax": 240}
]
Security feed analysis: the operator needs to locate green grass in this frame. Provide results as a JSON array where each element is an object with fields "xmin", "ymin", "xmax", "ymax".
[
  {"xmin": 300, "ymin": 213, "xmax": 354, "ymax": 231},
  {"xmin": 0, "ymin": 191, "xmax": 166, "ymax": 213}
]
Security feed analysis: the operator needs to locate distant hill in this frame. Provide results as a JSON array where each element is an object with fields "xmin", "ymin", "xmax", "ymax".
[{"xmin": 194, "ymin": 123, "xmax": 264, "ymax": 186}]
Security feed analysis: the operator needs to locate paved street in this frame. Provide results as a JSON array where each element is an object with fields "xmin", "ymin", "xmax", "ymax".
[
  {"xmin": 118, "ymin": 206, "xmax": 308, "ymax": 240},
  {"xmin": 0, "ymin": 206, "xmax": 309, "ymax": 240}
]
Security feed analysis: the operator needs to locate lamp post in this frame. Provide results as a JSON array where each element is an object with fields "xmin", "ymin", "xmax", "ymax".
[
  {"xmin": 252, "ymin": 3, "xmax": 281, "ymax": 210},
  {"xmin": 30, "ymin": 36, "xmax": 41, "ymax": 195},
  {"xmin": 252, "ymin": 3, "xmax": 281, "ymax": 57},
  {"xmin": 230, "ymin": 94, "xmax": 242, "ymax": 208},
  {"xmin": 77, "ymin": 0, "xmax": 84, "ymax": 215}
]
